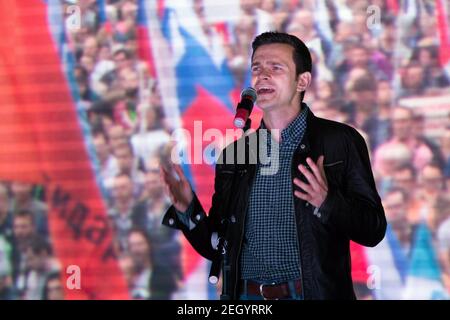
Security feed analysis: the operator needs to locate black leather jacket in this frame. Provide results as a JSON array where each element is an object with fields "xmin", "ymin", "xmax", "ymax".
[{"xmin": 163, "ymin": 108, "xmax": 386, "ymax": 299}]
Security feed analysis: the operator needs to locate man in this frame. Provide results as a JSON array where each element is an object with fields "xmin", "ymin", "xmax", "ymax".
[
  {"xmin": 132, "ymin": 166, "xmax": 183, "ymax": 285},
  {"xmin": 108, "ymin": 173, "xmax": 136, "ymax": 252},
  {"xmin": 161, "ymin": 32, "xmax": 386, "ymax": 300},
  {"xmin": 126, "ymin": 228, "xmax": 179, "ymax": 300}
]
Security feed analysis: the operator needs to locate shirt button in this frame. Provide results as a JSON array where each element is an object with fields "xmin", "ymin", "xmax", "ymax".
[
  {"xmin": 317, "ymin": 212, "xmax": 322, "ymax": 218},
  {"xmin": 230, "ymin": 215, "xmax": 236, "ymax": 223},
  {"xmin": 195, "ymin": 214, "xmax": 202, "ymax": 221},
  {"xmin": 305, "ymin": 202, "xmax": 310, "ymax": 207},
  {"xmin": 300, "ymin": 144, "xmax": 306, "ymax": 150},
  {"xmin": 168, "ymin": 218, "xmax": 175, "ymax": 225}
]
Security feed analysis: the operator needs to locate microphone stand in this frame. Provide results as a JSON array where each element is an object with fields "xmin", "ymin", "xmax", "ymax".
[
  {"xmin": 209, "ymin": 117, "xmax": 252, "ymax": 300},
  {"xmin": 219, "ymin": 236, "xmax": 231, "ymax": 300},
  {"xmin": 208, "ymin": 220, "xmax": 231, "ymax": 300}
]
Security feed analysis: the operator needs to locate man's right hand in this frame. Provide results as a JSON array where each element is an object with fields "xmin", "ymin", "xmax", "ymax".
[{"xmin": 161, "ymin": 163, "xmax": 193, "ymax": 213}]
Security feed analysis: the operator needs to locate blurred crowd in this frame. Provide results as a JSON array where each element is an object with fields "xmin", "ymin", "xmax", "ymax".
[{"xmin": 0, "ymin": 0, "xmax": 450, "ymax": 299}]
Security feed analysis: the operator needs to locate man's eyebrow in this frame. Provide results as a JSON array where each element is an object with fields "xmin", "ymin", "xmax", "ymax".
[
  {"xmin": 251, "ymin": 60, "xmax": 286, "ymax": 66},
  {"xmin": 267, "ymin": 61, "xmax": 286, "ymax": 66}
]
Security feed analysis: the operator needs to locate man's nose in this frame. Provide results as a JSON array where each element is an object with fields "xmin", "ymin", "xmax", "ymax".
[{"xmin": 258, "ymin": 68, "xmax": 271, "ymax": 80}]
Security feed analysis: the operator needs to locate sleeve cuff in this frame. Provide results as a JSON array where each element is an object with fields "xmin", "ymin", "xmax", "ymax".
[
  {"xmin": 173, "ymin": 195, "xmax": 207, "ymax": 231},
  {"xmin": 175, "ymin": 200, "xmax": 195, "ymax": 230}
]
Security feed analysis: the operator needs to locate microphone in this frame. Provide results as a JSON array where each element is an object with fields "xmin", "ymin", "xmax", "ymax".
[{"xmin": 233, "ymin": 87, "xmax": 257, "ymax": 128}]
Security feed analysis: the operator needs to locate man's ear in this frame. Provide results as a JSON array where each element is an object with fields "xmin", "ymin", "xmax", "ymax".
[{"xmin": 296, "ymin": 72, "xmax": 312, "ymax": 93}]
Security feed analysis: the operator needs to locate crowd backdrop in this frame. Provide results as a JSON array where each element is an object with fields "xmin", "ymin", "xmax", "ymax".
[{"xmin": 0, "ymin": 0, "xmax": 449, "ymax": 300}]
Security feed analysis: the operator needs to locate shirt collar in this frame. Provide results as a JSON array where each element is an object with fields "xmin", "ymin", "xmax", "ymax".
[{"xmin": 260, "ymin": 103, "xmax": 309, "ymax": 144}]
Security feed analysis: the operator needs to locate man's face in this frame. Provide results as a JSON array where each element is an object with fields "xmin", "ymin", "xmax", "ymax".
[
  {"xmin": 115, "ymin": 147, "xmax": 133, "ymax": 174},
  {"xmin": 108, "ymin": 126, "xmax": 127, "ymax": 151},
  {"xmin": 420, "ymin": 166, "xmax": 443, "ymax": 195},
  {"xmin": 13, "ymin": 216, "xmax": 34, "ymax": 242},
  {"xmin": 46, "ymin": 278, "xmax": 64, "ymax": 300},
  {"xmin": 113, "ymin": 175, "xmax": 133, "ymax": 202},
  {"xmin": 392, "ymin": 108, "xmax": 413, "ymax": 141},
  {"xmin": 0, "ymin": 187, "xmax": 8, "ymax": 215},
  {"xmin": 383, "ymin": 191, "xmax": 406, "ymax": 223},
  {"xmin": 348, "ymin": 48, "xmax": 369, "ymax": 68},
  {"xmin": 11, "ymin": 182, "xmax": 32, "ymax": 202},
  {"xmin": 93, "ymin": 135, "xmax": 109, "ymax": 163},
  {"xmin": 377, "ymin": 81, "xmax": 392, "ymax": 106},
  {"xmin": 404, "ymin": 66, "xmax": 424, "ymax": 89},
  {"xmin": 128, "ymin": 232, "xmax": 150, "ymax": 267},
  {"xmin": 251, "ymin": 43, "xmax": 303, "ymax": 112},
  {"xmin": 83, "ymin": 37, "xmax": 98, "ymax": 58},
  {"xmin": 145, "ymin": 171, "xmax": 163, "ymax": 199},
  {"xmin": 393, "ymin": 169, "xmax": 415, "ymax": 192},
  {"xmin": 351, "ymin": 90, "xmax": 376, "ymax": 110},
  {"xmin": 114, "ymin": 52, "xmax": 131, "ymax": 71}
]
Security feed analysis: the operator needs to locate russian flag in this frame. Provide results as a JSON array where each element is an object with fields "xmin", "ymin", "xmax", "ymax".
[
  {"xmin": 403, "ymin": 223, "xmax": 449, "ymax": 300},
  {"xmin": 0, "ymin": 0, "xmax": 128, "ymax": 299},
  {"xmin": 137, "ymin": 0, "xmax": 231, "ymax": 298},
  {"xmin": 139, "ymin": 0, "xmax": 263, "ymax": 298}
]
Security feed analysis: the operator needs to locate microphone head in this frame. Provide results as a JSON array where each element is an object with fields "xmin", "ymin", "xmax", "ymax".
[{"xmin": 240, "ymin": 87, "xmax": 257, "ymax": 102}]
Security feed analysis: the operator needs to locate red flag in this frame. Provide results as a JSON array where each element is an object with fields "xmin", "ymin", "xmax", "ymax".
[
  {"xmin": 0, "ymin": 0, "xmax": 129, "ymax": 299},
  {"xmin": 350, "ymin": 241, "xmax": 370, "ymax": 284},
  {"xmin": 387, "ymin": 0, "xmax": 400, "ymax": 15},
  {"xmin": 137, "ymin": 0, "xmax": 157, "ymax": 77},
  {"xmin": 436, "ymin": 0, "xmax": 450, "ymax": 67}
]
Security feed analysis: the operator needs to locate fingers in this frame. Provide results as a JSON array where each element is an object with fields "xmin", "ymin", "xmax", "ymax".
[
  {"xmin": 293, "ymin": 177, "xmax": 314, "ymax": 194},
  {"xmin": 162, "ymin": 180, "xmax": 176, "ymax": 203},
  {"xmin": 317, "ymin": 155, "xmax": 327, "ymax": 186},
  {"xmin": 306, "ymin": 156, "xmax": 327, "ymax": 190},
  {"xmin": 294, "ymin": 156, "xmax": 328, "ymax": 207},
  {"xmin": 294, "ymin": 190, "xmax": 311, "ymax": 202},
  {"xmin": 161, "ymin": 165, "xmax": 173, "ymax": 182},
  {"xmin": 305, "ymin": 157, "xmax": 324, "ymax": 190},
  {"xmin": 298, "ymin": 163, "xmax": 320, "ymax": 191},
  {"xmin": 173, "ymin": 164, "xmax": 187, "ymax": 183}
]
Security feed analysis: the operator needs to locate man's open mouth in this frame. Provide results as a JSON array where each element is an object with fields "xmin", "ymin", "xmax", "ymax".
[{"xmin": 257, "ymin": 87, "xmax": 275, "ymax": 95}]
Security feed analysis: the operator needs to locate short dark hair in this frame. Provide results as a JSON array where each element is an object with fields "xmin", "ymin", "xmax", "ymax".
[
  {"xmin": 251, "ymin": 32, "xmax": 312, "ymax": 101},
  {"xmin": 13, "ymin": 209, "xmax": 35, "ymax": 223},
  {"xmin": 29, "ymin": 235, "xmax": 53, "ymax": 256},
  {"xmin": 113, "ymin": 48, "xmax": 132, "ymax": 60},
  {"xmin": 252, "ymin": 32, "xmax": 312, "ymax": 75}
]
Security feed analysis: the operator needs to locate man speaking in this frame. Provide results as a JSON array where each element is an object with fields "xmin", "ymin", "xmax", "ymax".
[{"xmin": 161, "ymin": 32, "xmax": 386, "ymax": 300}]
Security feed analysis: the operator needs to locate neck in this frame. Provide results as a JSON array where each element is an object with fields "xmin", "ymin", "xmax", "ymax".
[{"xmin": 262, "ymin": 103, "xmax": 303, "ymax": 142}]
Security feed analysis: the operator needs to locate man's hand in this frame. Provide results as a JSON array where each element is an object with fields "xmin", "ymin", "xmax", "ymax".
[
  {"xmin": 161, "ymin": 164, "xmax": 194, "ymax": 213},
  {"xmin": 293, "ymin": 156, "xmax": 328, "ymax": 208}
]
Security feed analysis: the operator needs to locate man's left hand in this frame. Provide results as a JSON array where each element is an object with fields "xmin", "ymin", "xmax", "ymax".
[{"xmin": 293, "ymin": 155, "xmax": 328, "ymax": 208}]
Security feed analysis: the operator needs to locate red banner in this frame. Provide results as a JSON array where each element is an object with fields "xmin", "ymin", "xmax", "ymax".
[{"xmin": 0, "ymin": 0, "xmax": 129, "ymax": 299}]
